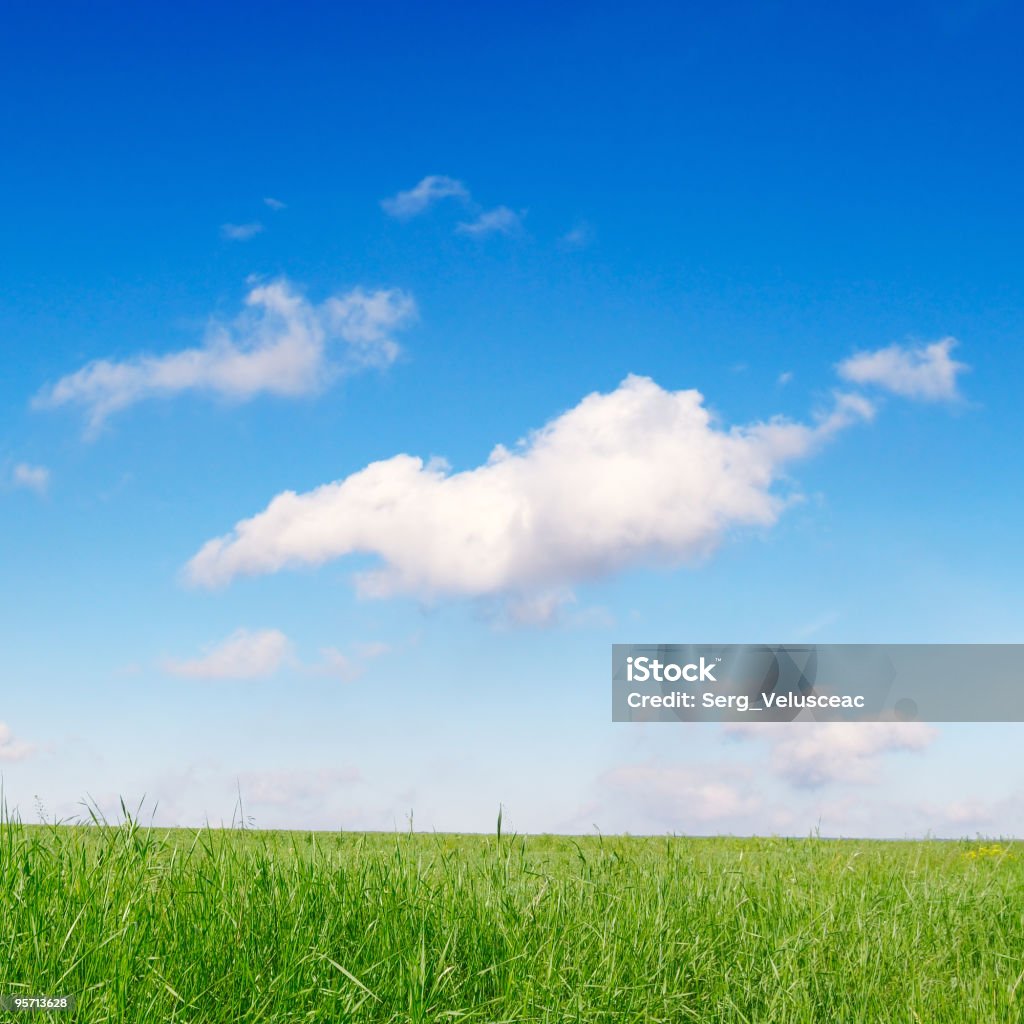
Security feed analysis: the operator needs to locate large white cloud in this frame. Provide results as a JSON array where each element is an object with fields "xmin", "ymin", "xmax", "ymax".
[
  {"xmin": 185, "ymin": 375, "xmax": 874, "ymax": 603},
  {"xmin": 34, "ymin": 279, "xmax": 416, "ymax": 434},
  {"xmin": 837, "ymin": 338, "xmax": 967, "ymax": 401}
]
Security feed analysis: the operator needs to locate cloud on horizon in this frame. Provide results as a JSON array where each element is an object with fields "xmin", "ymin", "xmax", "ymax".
[
  {"xmin": 184, "ymin": 375, "xmax": 875, "ymax": 614},
  {"xmin": 34, "ymin": 278, "xmax": 417, "ymax": 435},
  {"xmin": 837, "ymin": 338, "xmax": 968, "ymax": 401}
]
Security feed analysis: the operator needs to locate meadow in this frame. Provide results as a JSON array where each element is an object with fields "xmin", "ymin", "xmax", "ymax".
[{"xmin": 0, "ymin": 812, "xmax": 1021, "ymax": 1022}]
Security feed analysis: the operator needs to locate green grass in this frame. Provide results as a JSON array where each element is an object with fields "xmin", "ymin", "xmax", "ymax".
[{"xmin": 0, "ymin": 812, "xmax": 1022, "ymax": 1022}]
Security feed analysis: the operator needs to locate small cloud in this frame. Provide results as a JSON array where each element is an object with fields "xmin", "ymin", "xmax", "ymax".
[
  {"xmin": 0, "ymin": 721, "xmax": 34, "ymax": 762},
  {"xmin": 263, "ymin": 197, "xmax": 286, "ymax": 211},
  {"xmin": 11, "ymin": 463, "xmax": 50, "ymax": 495},
  {"xmin": 456, "ymin": 206, "xmax": 525, "ymax": 238},
  {"xmin": 559, "ymin": 222, "xmax": 594, "ymax": 250},
  {"xmin": 381, "ymin": 175, "xmax": 470, "ymax": 219},
  {"xmin": 35, "ymin": 278, "xmax": 417, "ymax": 434},
  {"xmin": 221, "ymin": 222, "xmax": 265, "ymax": 241},
  {"xmin": 837, "ymin": 338, "xmax": 968, "ymax": 401},
  {"xmin": 164, "ymin": 628, "xmax": 292, "ymax": 681},
  {"xmin": 778, "ymin": 371, "xmax": 793, "ymax": 386}
]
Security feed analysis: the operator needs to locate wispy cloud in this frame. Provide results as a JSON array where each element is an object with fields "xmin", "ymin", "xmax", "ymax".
[
  {"xmin": 381, "ymin": 175, "xmax": 471, "ymax": 219},
  {"xmin": 263, "ymin": 197, "xmax": 286, "ymax": 211},
  {"xmin": 164, "ymin": 628, "xmax": 392, "ymax": 684},
  {"xmin": 34, "ymin": 278, "xmax": 417, "ymax": 434},
  {"xmin": 456, "ymin": 206, "xmax": 525, "ymax": 238},
  {"xmin": 11, "ymin": 463, "xmax": 50, "ymax": 495},
  {"xmin": 185, "ymin": 375, "xmax": 874, "ymax": 613},
  {"xmin": 221, "ymin": 222, "xmax": 265, "ymax": 241},
  {"xmin": 163, "ymin": 628, "xmax": 292, "ymax": 680},
  {"xmin": 837, "ymin": 338, "xmax": 967, "ymax": 401},
  {"xmin": 382, "ymin": 176, "xmax": 525, "ymax": 238}
]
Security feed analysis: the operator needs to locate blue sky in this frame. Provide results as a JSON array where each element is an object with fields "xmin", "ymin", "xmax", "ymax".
[{"xmin": 2, "ymin": 1, "xmax": 1023, "ymax": 835}]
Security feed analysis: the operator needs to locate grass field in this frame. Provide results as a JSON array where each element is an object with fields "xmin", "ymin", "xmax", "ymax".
[{"xmin": 0, "ymin": 813, "xmax": 1021, "ymax": 1022}]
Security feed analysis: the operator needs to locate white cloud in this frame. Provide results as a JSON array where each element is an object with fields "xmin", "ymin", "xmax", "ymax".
[
  {"xmin": 11, "ymin": 463, "xmax": 50, "ymax": 494},
  {"xmin": 0, "ymin": 722, "xmax": 34, "ymax": 762},
  {"xmin": 837, "ymin": 338, "xmax": 967, "ymax": 401},
  {"xmin": 381, "ymin": 175, "xmax": 471, "ymax": 218},
  {"xmin": 777, "ymin": 371, "xmax": 793, "ymax": 385},
  {"xmin": 456, "ymin": 206, "xmax": 525, "ymax": 237},
  {"xmin": 383, "ymin": 176, "xmax": 524, "ymax": 239},
  {"xmin": 263, "ymin": 197, "xmax": 286, "ymax": 210},
  {"xmin": 221, "ymin": 222, "xmax": 265, "ymax": 241},
  {"xmin": 34, "ymin": 279, "xmax": 416, "ymax": 434},
  {"xmin": 185, "ymin": 375, "xmax": 874, "ymax": 604},
  {"xmin": 726, "ymin": 721, "xmax": 938, "ymax": 788},
  {"xmin": 163, "ymin": 628, "xmax": 292, "ymax": 680}
]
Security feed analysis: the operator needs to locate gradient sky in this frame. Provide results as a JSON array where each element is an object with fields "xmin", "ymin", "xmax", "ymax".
[{"xmin": 2, "ymin": 1, "xmax": 1023, "ymax": 836}]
